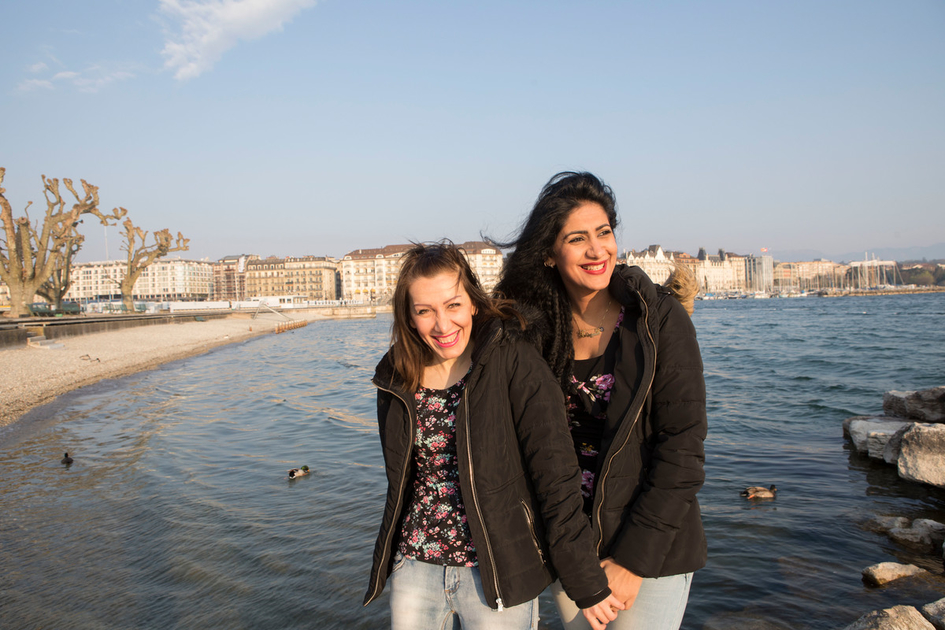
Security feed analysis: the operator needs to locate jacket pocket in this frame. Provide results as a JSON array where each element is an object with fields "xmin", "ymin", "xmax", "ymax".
[
  {"xmin": 520, "ymin": 500, "xmax": 546, "ymax": 565},
  {"xmin": 391, "ymin": 550, "xmax": 408, "ymax": 574}
]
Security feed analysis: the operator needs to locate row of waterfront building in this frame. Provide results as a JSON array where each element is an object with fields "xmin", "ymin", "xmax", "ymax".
[{"xmin": 2, "ymin": 242, "xmax": 902, "ymax": 307}]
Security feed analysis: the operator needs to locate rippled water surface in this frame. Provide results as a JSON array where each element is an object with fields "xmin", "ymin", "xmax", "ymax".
[{"xmin": 2, "ymin": 294, "xmax": 944, "ymax": 629}]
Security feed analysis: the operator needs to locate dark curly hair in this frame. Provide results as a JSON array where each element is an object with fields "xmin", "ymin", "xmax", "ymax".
[{"xmin": 492, "ymin": 172, "xmax": 618, "ymax": 390}]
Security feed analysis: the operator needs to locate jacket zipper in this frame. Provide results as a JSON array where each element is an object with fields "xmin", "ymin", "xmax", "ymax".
[
  {"xmin": 594, "ymin": 291, "xmax": 658, "ymax": 555},
  {"xmin": 463, "ymin": 387, "xmax": 505, "ymax": 611},
  {"xmin": 364, "ymin": 382, "xmax": 416, "ymax": 606},
  {"xmin": 520, "ymin": 500, "xmax": 546, "ymax": 564}
]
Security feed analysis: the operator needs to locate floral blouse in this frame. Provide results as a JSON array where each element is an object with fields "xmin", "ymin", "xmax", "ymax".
[
  {"xmin": 398, "ymin": 376, "xmax": 478, "ymax": 567},
  {"xmin": 568, "ymin": 308, "xmax": 624, "ymax": 514}
]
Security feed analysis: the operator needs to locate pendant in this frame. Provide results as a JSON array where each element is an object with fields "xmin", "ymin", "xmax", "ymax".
[{"xmin": 576, "ymin": 326, "xmax": 604, "ymax": 338}]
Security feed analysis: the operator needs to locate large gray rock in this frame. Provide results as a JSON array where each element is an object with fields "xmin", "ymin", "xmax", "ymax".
[
  {"xmin": 888, "ymin": 519, "xmax": 945, "ymax": 552},
  {"xmin": 847, "ymin": 417, "xmax": 912, "ymax": 454},
  {"xmin": 921, "ymin": 597, "xmax": 945, "ymax": 630},
  {"xmin": 843, "ymin": 605, "xmax": 935, "ymax": 630},
  {"xmin": 898, "ymin": 424, "xmax": 945, "ymax": 488},
  {"xmin": 869, "ymin": 430, "xmax": 902, "ymax": 460},
  {"xmin": 884, "ymin": 425, "xmax": 912, "ymax": 464},
  {"xmin": 867, "ymin": 515, "xmax": 912, "ymax": 533},
  {"xmin": 861, "ymin": 562, "xmax": 929, "ymax": 586},
  {"xmin": 884, "ymin": 387, "xmax": 945, "ymax": 423},
  {"xmin": 913, "ymin": 519, "xmax": 945, "ymax": 549},
  {"xmin": 845, "ymin": 415, "xmax": 886, "ymax": 437}
]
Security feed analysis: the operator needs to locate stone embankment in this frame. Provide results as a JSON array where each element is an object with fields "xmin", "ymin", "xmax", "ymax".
[{"xmin": 841, "ymin": 386, "xmax": 945, "ymax": 630}]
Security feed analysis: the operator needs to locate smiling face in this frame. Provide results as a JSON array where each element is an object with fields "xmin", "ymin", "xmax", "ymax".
[
  {"xmin": 408, "ymin": 270, "xmax": 477, "ymax": 368},
  {"xmin": 546, "ymin": 201, "xmax": 618, "ymax": 301}
]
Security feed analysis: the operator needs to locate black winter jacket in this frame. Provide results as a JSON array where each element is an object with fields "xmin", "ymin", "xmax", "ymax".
[
  {"xmin": 363, "ymin": 318, "xmax": 610, "ymax": 610},
  {"xmin": 592, "ymin": 264, "xmax": 707, "ymax": 578}
]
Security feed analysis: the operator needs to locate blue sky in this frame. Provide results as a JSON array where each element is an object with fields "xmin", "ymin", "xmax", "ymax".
[{"xmin": 2, "ymin": 0, "xmax": 943, "ymax": 263}]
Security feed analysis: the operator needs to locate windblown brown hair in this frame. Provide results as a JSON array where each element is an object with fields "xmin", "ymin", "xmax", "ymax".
[{"xmin": 390, "ymin": 240, "xmax": 523, "ymax": 392}]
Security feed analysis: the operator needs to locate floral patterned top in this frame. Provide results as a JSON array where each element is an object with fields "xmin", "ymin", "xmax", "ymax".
[
  {"xmin": 398, "ymin": 376, "xmax": 478, "ymax": 567},
  {"xmin": 568, "ymin": 307, "xmax": 625, "ymax": 514}
]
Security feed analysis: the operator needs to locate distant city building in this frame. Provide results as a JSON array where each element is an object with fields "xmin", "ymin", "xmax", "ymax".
[
  {"xmin": 456, "ymin": 241, "xmax": 503, "ymax": 292},
  {"xmin": 624, "ymin": 246, "xmax": 774, "ymax": 294},
  {"xmin": 341, "ymin": 244, "xmax": 412, "ymax": 302},
  {"xmin": 623, "ymin": 245, "xmax": 678, "ymax": 285},
  {"xmin": 65, "ymin": 258, "xmax": 213, "ymax": 302},
  {"xmin": 745, "ymin": 255, "xmax": 775, "ymax": 293},
  {"xmin": 340, "ymin": 241, "xmax": 503, "ymax": 302},
  {"xmin": 696, "ymin": 248, "xmax": 745, "ymax": 293},
  {"xmin": 284, "ymin": 256, "xmax": 340, "ymax": 301},
  {"xmin": 245, "ymin": 257, "xmax": 287, "ymax": 299},
  {"xmin": 212, "ymin": 254, "xmax": 257, "ymax": 301}
]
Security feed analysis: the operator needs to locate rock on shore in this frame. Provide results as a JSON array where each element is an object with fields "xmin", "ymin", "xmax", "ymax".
[
  {"xmin": 861, "ymin": 562, "xmax": 929, "ymax": 587},
  {"xmin": 843, "ymin": 387, "xmax": 945, "ymax": 630},
  {"xmin": 842, "ymin": 605, "xmax": 935, "ymax": 630},
  {"xmin": 921, "ymin": 598, "xmax": 945, "ymax": 630},
  {"xmin": 898, "ymin": 425, "xmax": 945, "ymax": 488},
  {"xmin": 843, "ymin": 386, "xmax": 945, "ymax": 489},
  {"xmin": 884, "ymin": 387, "xmax": 945, "ymax": 424}
]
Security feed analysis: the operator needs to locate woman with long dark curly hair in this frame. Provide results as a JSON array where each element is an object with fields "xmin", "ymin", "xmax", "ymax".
[
  {"xmin": 364, "ymin": 241, "xmax": 624, "ymax": 630},
  {"xmin": 494, "ymin": 173, "xmax": 707, "ymax": 630}
]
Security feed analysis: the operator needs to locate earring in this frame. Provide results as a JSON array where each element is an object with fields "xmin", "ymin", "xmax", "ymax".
[{"xmin": 544, "ymin": 261, "xmax": 555, "ymax": 268}]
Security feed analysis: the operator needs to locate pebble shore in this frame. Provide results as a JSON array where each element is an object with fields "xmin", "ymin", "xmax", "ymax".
[{"xmin": 0, "ymin": 313, "xmax": 317, "ymax": 428}]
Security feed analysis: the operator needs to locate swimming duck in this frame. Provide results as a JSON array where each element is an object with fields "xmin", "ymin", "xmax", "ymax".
[
  {"xmin": 61, "ymin": 452, "xmax": 73, "ymax": 465},
  {"xmin": 288, "ymin": 465, "xmax": 310, "ymax": 479},
  {"xmin": 741, "ymin": 485, "xmax": 777, "ymax": 499}
]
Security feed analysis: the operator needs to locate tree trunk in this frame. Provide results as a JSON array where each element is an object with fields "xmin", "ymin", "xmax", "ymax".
[
  {"xmin": 6, "ymin": 283, "xmax": 33, "ymax": 318},
  {"xmin": 120, "ymin": 274, "xmax": 136, "ymax": 313}
]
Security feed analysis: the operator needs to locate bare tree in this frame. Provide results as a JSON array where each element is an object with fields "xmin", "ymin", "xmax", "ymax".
[
  {"xmin": 34, "ymin": 227, "xmax": 83, "ymax": 312},
  {"xmin": 37, "ymin": 206, "xmax": 125, "ymax": 310},
  {"xmin": 118, "ymin": 217, "xmax": 189, "ymax": 312},
  {"xmin": 0, "ymin": 168, "xmax": 123, "ymax": 318}
]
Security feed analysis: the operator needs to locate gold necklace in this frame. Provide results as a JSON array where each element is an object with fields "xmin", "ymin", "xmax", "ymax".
[{"xmin": 573, "ymin": 298, "xmax": 612, "ymax": 338}]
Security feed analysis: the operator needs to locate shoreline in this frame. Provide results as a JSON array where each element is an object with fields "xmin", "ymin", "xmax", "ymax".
[{"xmin": 0, "ymin": 313, "xmax": 323, "ymax": 430}]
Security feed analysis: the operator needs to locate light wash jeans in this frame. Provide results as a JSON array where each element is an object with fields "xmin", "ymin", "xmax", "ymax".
[
  {"xmin": 389, "ymin": 552, "xmax": 539, "ymax": 630},
  {"xmin": 550, "ymin": 573, "xmax": 692, "ymax": 630}
]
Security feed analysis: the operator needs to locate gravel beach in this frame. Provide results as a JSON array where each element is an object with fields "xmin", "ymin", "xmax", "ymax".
[{"xmin": 0, "ymin": 313, "xmax": 320, "ymax": 428}]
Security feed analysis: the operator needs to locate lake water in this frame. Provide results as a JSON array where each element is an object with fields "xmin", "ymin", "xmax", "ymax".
[{"xmin": 2, "ymin": 294, "xmax": 944, "ymax": 629}]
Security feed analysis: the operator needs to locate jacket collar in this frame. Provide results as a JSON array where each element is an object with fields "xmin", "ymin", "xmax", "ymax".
[{"xmin": 609, "ymin": 263, "xmax": 659, "ymax": 308}]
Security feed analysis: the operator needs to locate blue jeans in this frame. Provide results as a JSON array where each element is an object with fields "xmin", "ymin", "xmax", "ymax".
[
  {"xmin": 550, "ymin": 573, "xmax": 692, "ymax": 630},
  {"xmin": 389, "ymin": 552, "xmax": 539, "ymax": 630}
]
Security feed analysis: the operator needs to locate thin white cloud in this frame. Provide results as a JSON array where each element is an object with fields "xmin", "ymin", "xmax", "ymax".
[
  {"xmin": 159, "ymin": 0, "xmax": 317, "ymax": 81},
  {"xmin": 28, "ymin": 62, "xmax": 49, "ymax": 73},
  {"xmin": 20, "ymin": 66, "xmax": 136, "ymax": 94},
  {"xmin": 75, "ymin": 70, "xmax": 136, "ymax": 93},
  {"xmin": 16, "ymin": 79, "xmax": 54, "ymax": 92}
]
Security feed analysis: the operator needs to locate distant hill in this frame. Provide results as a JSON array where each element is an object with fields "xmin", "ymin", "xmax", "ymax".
[
  {"xmin": 767, "ymin": 243, "xmax": 945, "ymax": 263},
  {"xmin": 833, "ymin": 243, "xmax": 945, "ymax": 263}
]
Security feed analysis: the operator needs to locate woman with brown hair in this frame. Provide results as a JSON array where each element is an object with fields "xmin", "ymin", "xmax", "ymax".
[{"xmin": 363, "ymin": 241, "xmax": 624, "ymax": 630}]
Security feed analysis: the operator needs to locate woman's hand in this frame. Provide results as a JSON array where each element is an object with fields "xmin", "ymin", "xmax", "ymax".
[
  {"xmin": 581, "ymin": 593, "xmax": 625, "ymax": 630},
  {"xmin": 600, "ymin": 558, "xmax": 643, "ymax": 608}
]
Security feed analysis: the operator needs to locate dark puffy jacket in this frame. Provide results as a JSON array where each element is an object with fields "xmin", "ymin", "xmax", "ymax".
[
  {"xmin": 363, "ymin": 319, "xmax": 610, "ymax": 610},
  {"xmin": 593, "ymin": 264, "xmax": 707, "ymax": 578}
]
